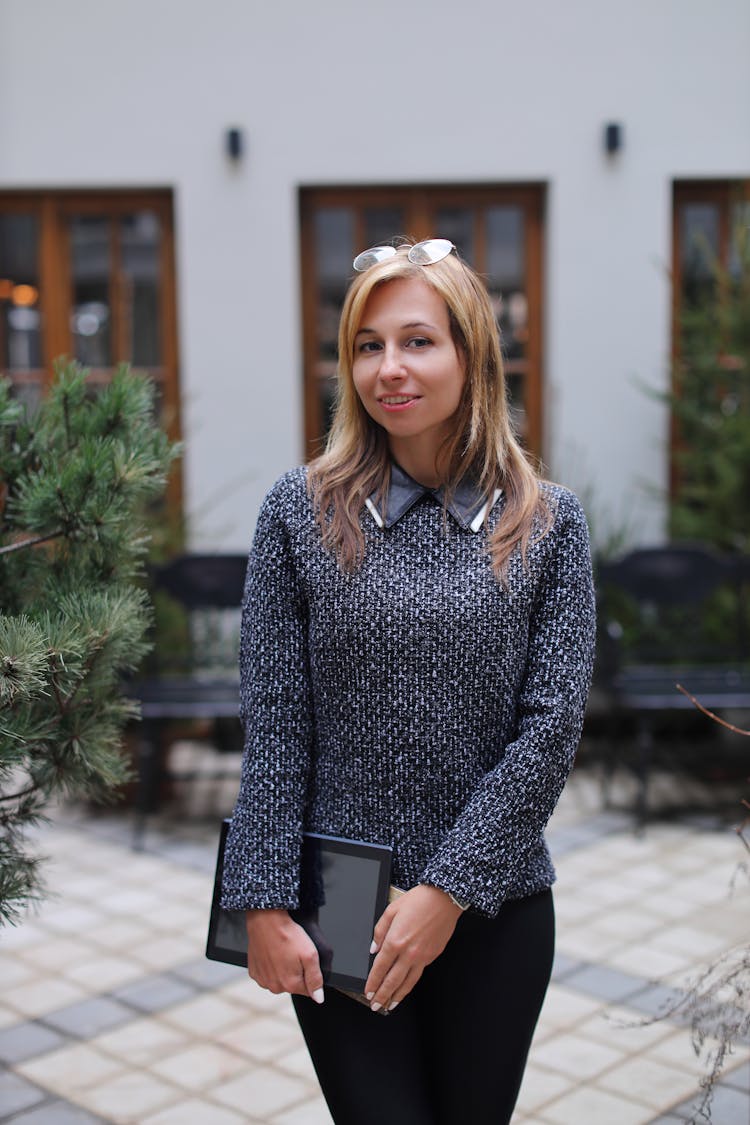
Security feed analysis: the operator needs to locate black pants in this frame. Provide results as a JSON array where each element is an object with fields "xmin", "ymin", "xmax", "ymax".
[{"xmin": 292, "ymin": 889, "xmax": 554, "ymax": 1125}]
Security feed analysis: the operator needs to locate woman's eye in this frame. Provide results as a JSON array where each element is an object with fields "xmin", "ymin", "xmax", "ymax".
[
  {"xmin": 407, "ymin": 336, "xmax": 431, "ymax": 349},
  {"xmin": 358, "ymin": 340, "xmax": 382, "ymax": 354}
]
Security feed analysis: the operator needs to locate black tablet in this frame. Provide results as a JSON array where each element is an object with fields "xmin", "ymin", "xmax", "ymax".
[{"xmin": 206, "ymin": 820, "xmax": 393, "ymax": 993}]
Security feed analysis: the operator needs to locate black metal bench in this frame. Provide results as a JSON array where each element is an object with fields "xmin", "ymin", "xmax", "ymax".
[
  {"xmin": 595, "ymin": 545, "xmax": 750, "ymax": 822},
  {"xmin": 128, "ymin": 553, "xmax": 248, "ymax": 846}
]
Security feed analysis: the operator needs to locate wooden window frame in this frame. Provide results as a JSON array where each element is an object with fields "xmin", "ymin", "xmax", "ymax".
[
  {"xmin": 671, "ymin": 179, "xmax": 750, "ymax": 493},
  {"xmin": 0, "ymin": 189, "xmax": 182, "ymax": 511},
  {"xmin": 299, "ymin": 184, "xmax": 545, "ymax": 462}
]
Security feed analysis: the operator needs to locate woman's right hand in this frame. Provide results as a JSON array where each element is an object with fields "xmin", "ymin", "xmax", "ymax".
[{"xmin": 245, "ymin": 909, "xmax": 325, "ymax": 1004}]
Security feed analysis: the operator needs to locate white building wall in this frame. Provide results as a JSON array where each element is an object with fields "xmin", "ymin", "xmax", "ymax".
[{"xmin": 1, "ymin": 0, "xmax": 749, "ymax": 550}]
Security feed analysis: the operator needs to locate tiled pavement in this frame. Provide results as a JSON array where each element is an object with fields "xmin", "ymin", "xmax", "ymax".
[{"xmin": 1, "ymin": 763, "xmax": 749, "ymax": 1124}]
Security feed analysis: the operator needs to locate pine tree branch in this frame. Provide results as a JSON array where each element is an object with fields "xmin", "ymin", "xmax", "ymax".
[
  {"xmin": 0, "ymin": 529, "xmax": 65, "ymax": 556},
  {"xmin": 62, "ymin": 387, "xmax": 73, "ymax": 451},
  {"xmin": 55, "ymin": 633, "xmax": 109, "ymax": 716},
  {"xmin": 0, "ymin": 780, "xmax": 42, "ymax": 805}
]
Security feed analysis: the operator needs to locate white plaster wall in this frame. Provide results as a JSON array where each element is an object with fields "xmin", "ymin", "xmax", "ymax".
[{"xmin": 1, "ymin": 0, "xmax": 749, "ymax": 549}]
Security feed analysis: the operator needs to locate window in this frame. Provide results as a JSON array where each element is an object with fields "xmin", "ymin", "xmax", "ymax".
[
  {"xmin": 300, "ymin": 186, "xmax": 545, "ymax": 461},
  {"xmin": 673, "ymin": 181, "xmax": 750, "ymax": 311},
  {"xmin": 0, "ymin": 190, "xmax": 181, "ymax": 506},
  {"xmin": 671, "ymin": 180, "xmax": 750, "ymax": 533}
]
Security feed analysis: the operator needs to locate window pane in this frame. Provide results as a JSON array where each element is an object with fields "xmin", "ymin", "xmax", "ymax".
[
  {"xmin": 121, "ymin": 211, "xmax": 162, "ymax": 367},
  {"xmin": 680, "ymin": 203, "xmax": 720, "ymax": 306},
  {"xmin": 363, "ymin": 207, "xmax": 404, "ymax": 247},
  {"xmin": 0, "ymin": 213, "xmax": 43, "ymax": 404},
  {"xmin": 729, "ymin": 200, "xmax": 750, "ymax": 280},
  {"xmin": 486, "ymin": 206, "xmax": 527, "ymax": 363},
  {"xmin": 435, "ymin": 208, "xmax": 475, "ymax": 263},
  {"xmin": 70, "ymin": 216, "xmax": 112, "ymax": 367},
  {"xmin": 314, "ymin": 209, "xmax": 353, "ymax": 434},
  {"xmin": 486, "ymin": 207, "xmax": 524, "ymax": 287}
]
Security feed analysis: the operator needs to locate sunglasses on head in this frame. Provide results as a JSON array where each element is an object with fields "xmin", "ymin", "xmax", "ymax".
[{"xmin": 352, "ymin": 238, "xmax": 457, "ymax": 273}]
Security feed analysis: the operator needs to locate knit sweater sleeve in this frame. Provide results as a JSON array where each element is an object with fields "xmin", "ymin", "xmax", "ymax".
[
  {"xmin": 419, "ymin": 490, "xmax": 596, "ymax": 917},
  {"xmin": 220, "ymin": 475, "xmax": 313, "ymax": 910}
]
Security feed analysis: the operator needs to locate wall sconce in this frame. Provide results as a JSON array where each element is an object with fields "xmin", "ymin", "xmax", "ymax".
[
  {"xmin": 225, "ymin": 128, "xmax": 244, "ymax": 162},
  {"xmin": 604, "ymin": 122, "xmax": 623, "ymax": 155}
]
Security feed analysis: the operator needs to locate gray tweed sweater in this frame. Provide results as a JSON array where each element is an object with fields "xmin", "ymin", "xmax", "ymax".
[{"xmin": 221, "ymin": 466, "xmax": 595, "ymax": 918}]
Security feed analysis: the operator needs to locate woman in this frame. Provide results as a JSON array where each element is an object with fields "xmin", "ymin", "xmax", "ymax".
[{"xmin": 221, "ymin": 238, "xmax": 596, "ymax": 1124}]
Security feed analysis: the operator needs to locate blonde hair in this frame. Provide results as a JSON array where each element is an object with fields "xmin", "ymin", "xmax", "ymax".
[{"xmin": 308, "ymin": 243, "xmax": 550, "ymax": 578}]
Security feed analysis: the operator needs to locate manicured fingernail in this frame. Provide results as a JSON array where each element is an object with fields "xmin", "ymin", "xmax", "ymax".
[
  {"xmin": 366, "ymin": 991, "xmax": 374, "ymax": 1001},
  {"xmin": 312, "ymin": 988, "xmax": 325, "ymax": 1005},
  {"xmin": 369, "ymin": 941, "xmax": 378, "ymax": 954},
  {"xmin": 388, "ymin": 1001, "xmax": 398, "ymax": 1012},
  {"xmin": 370, "ymin": 1001, "xmax": 382, "ymax": 1012}
]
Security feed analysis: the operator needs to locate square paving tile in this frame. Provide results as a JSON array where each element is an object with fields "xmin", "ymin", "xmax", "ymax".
[
  {"xmin": 271, "ymin": 1099, "xmax": 334, "ymax": 1125},
  {"xmin": 41, "ymin": 996, "xmax": 133, "ymax": 1038},
  {"xmin": 213, "ymin": 1066, "xmax": 312, "ymax": 1118},
  {"xmin": 532, "ymin": 984, "xmax": 604, "ymax": 1034},
  {"xmin": 4, "ymin": 978, "xmax": 89, "ymax": 1020},
  {"xmin": 17, "ymin": 1042, "xmax": 125, "ymax": 1098},
  {"xmin": 539, "ymin": 1083, "xmax": 654, "ymax": 1124},
  {"xmin": 72, "ymin": 1070, "xmax": 182, "ymax": 1122},
  {"xmin": 531, "ymin": 1030, "xmax": 624, "ymax": 1081},
  {"xmin": 18, "ymin": 938, "xmax": 98, "ymax": 974},
  {"xmin": 0, "ymin": 1071, "xmax": 47, "ymax": 1115},
  {"xmin": 724, "ymin": 1059, "xmax": 750, "ymax": 1090},
  {"xmin": 159, "ymin": 994, "xmax": 247, "ymax": 1036},
  {"xmin": 84, "ymin": 919, "xmax": 152, "ymax": 952},
  {"xmin": 171, "ymin": 958, "xmax": 241, "ymax": 990},
  {"xmin": 7, "ymin": 1099, "xmax": 107, "ymax": 1123},
  {"xmin": 112, "ymin": 972, "xmax": 197, "ymax": 1012},
  {"xmin": 93, "ymin": 1016, "xmax": 189, "ymax": 1067},
  {"xmin": 687, "ymin": 1082, "xmax": 750, "ymax": 1124},
  {"xmin": 129, "ymin": 935, "xmax": 200, "ymax": 971},
  {"xmin": 598, "ymin": 1054, "xmax": 702, "ymax": 1111},
  {"xmin": 62, "ymin": 956, "xmax": 146, "ymax": 994},
  {"xmin": 141, "ymin": 1098, "xmax": 246, "ymax": 1124},
  {"xmin": 149, "ymin": 1042, "xmax": 248, "ymax": 1091},
  {"xmin": 561, "ymin": 964, "xmax": 644, "ymax": 1005},
  {"xmin": 513, "ymin": 1062, "xmax": 572, "ymax": 1113},
  {"xmin": 0, "ymin": 1020, "xmax": 66, "ymax": 1064}
]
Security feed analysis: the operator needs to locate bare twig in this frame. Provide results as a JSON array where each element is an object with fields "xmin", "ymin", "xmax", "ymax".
[{"xmin": 675, "ymin": 684, "xmax": 750, "ymax": 736}]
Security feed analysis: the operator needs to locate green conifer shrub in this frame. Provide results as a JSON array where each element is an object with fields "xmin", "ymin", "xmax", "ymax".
[{"xmin": 0, "ymin": 360, "xmax": 178, "ymax": 925}]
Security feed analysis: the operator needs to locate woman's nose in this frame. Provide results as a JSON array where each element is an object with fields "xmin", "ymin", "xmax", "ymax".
[{"xmin": 379, "ymin": 344, "xmax": 405, "ymax": 379}]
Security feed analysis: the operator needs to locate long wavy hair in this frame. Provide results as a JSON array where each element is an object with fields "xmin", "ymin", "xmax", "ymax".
[{"xmin": 307, "ymin": 243, "xmax": 550, "ymax": 578}]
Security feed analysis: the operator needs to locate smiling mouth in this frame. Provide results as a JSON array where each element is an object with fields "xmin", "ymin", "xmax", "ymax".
[{"xmin": 379, "ymin": 395, "xmax": 420, "ymax": 405}]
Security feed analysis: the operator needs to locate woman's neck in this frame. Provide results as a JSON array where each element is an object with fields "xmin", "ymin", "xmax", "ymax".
[{"xmin": 388, "ymin": 438, "xmax": 442, "ymax": 489}]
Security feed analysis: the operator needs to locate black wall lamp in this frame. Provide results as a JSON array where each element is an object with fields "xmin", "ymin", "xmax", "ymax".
[
  {"xmin": 604, "ymin": 122, "xmax": 623, "ymax": 155},
  {"xmin": 225, "ymin": 127, "xmax": 244, "ymax": 161}
]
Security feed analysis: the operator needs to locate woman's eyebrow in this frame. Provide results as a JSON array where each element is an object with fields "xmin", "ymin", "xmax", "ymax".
[{"xmin": 355, "ymin": 321, "xmax": 437, "ymax": 337}]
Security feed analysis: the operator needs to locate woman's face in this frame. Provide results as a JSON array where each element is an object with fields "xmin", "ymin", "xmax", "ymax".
[{"xmin": 352, "ymin": 277, "xmax": 466, "ymax": 467}]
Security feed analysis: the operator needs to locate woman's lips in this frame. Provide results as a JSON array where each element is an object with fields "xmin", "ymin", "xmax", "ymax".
[{"xmin": 378, "ymin": 395, "xmax": 421, "ymax": 411}]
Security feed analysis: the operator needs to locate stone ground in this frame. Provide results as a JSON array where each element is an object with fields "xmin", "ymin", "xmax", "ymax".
[{"xmin": 1, "ymin": 750, "xmax": 749, "ymax": 1124}]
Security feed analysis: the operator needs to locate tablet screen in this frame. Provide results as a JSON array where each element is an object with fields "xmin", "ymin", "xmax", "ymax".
[{"xmin": 206, "ymin": 822, "xmax": 393, "ymax": 992}]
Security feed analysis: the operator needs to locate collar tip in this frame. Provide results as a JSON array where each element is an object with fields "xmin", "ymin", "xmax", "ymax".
[{"xmin": 364, "ymin": 497, "xmax": 384, "ymax": 529}]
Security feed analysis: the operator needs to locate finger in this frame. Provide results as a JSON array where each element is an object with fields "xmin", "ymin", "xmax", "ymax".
[
  {"xmin": 371, "ymin": 902, "xmax": 397, "ymax": 953},
  {"xmin": 364, "ymin": 943, "xmax": 396, "ymax": 999},
  {"xmin": 385, "ymin": 965, "xmax": 423, "ymax": 1011},
  {"xmin": 301, "ymin": 947, "xmax": 325, "ymax": 1004},
  {"xmin": 369, "ymin": 960, "xmax": 411, "ymax": 1011}
]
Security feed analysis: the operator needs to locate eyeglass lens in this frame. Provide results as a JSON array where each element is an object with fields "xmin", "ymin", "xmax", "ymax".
[
  {"xmin": 407, "ymin": 238, "xmax": 455, "ymax": 265},
  {"xmin": 352, "ymin": 238, "xmax": 456, "ymax": 272}
]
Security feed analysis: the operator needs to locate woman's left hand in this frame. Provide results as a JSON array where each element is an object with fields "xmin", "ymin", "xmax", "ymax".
[{"xmin": 364, "ymin": 884, "xmax": 464, "ymax": 1013}]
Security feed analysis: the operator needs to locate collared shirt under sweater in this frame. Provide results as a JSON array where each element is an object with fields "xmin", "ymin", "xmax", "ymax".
[{"xmin": 221, "ymin": 465, "xmax": 596, "ymax": 918}]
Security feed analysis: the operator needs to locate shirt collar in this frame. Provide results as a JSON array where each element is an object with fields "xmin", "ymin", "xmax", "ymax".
[{"xmin": 365, "ymin": 462, "xmax": 502, "ymax": 533}]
